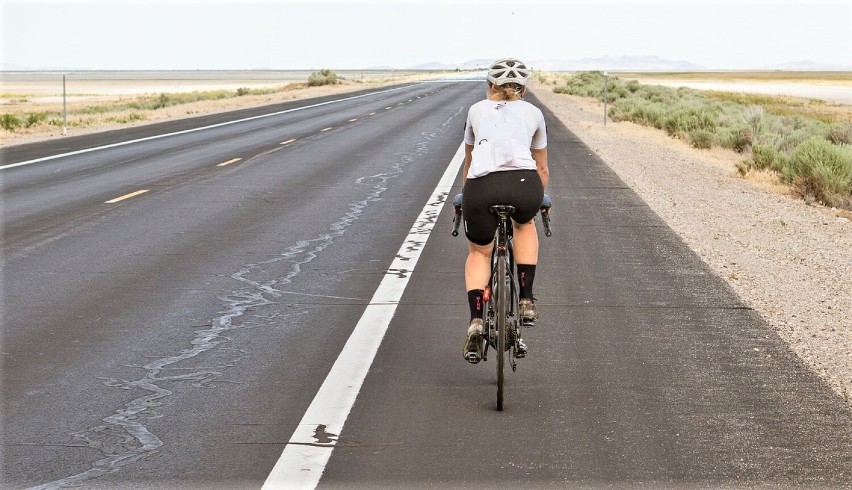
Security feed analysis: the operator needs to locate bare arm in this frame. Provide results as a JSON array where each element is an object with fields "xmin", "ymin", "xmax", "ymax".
[
  {"xmin": 463, "ymin": 143, "xmax": 474, "ymax": 186},
  {"xmin": 531, "ymin": 147, "xmax": 549, "ymax": 191}
]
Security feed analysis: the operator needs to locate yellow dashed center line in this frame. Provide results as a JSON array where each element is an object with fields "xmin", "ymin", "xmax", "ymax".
[
  {"xmin": 281, "ymin": 138, "xmax": 297, "ymax": 145},
  {"xmin": 217, "ymin": 157, "xmax": 242, "ymax": 167},
  {"xmin": 320, "ymin": 127, "xmax": 333, "ymax": 132},
  {"xmin": 105, "ymin": 189, "xmax": 149, "ymax": 204}
]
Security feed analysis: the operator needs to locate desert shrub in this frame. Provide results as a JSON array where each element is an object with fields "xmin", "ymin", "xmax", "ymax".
[
  {"xmin": 78, "ymin": 105, "xmax": 113, "ymax": 115},
  {"xmin": 154, "ymin": 93, "xmax": 169, "ymax": 109},
  {"xmin": 610, "ymin": 97, "xmax": 671, "ymax": 129},
  {"xmin": 25, "ymin": 112, "xmax": 50, "ymax": 127},
  {"xmin": 662, "ymin": 104, "xmax": 718, "ymax": 136},
  {"xmin": 688, "ymin": 129, "xmax": 714, "ymax": 149},
  {"xmin": 551, "ymin": 71, "xmax": 852, "ymax": 207},
  {"xmin": 554, "ymin": 71, "xmax": 628, "ymax": 102},
  {"xmin": 1, "ymin": 113, "xmax": 23, "ymax": 131},
  {"xmin": 636, "ymin": 84, "xmax": 677, "ymax": 104},
  {"xmin": 828, "ymin": 123, "xmax": 852, "ymax": 145},
  {"xmin": 751, "ymin": 144, "xmax": 790, "ymax": 173},
  {"xmin": 307, "ymin": 69, "xmax": 342, "ymax": 87},
  {"xmin": 789, "ymin": 137, "xmax": 852, "ymax": 205},
  {"xmin": 111, "ymin": 113, "xmax": 146, "ymax": 123},
  {"xmin": 742, "ymin": 105, "xmax": 765, "ymax": 143},
  {"xmin": 717, "ymin": 126, "xmax": 752, "ymax": 153},
  {"xmin": 625, "ymin": 79, "xmax": 641, "ymax": 94}
]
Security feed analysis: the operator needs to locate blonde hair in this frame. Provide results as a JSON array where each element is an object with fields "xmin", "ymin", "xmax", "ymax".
[{"xmin": 488, "ymin": 82, "xmax": 524, "ymax": 101}]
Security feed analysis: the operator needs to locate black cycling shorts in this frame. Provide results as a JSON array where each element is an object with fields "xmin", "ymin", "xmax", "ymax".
[{"xmin": 462, "ymin": 169, "xmax": 544, "ymax": 246}]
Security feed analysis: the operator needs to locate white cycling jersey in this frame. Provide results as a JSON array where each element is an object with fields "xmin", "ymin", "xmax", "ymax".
[{"xmin": 463, "ymin": 99, "xmax": 547, "ymax": 179}]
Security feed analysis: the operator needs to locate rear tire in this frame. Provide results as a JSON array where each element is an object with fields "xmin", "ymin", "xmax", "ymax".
[{"xmin": 496, "ymin": 251, "xmax": 506, "ymax": 411}]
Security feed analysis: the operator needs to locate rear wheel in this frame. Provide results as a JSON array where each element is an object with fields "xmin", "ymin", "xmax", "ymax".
[{"xmin": 496, "ymin": 250, "xmax": 506, "ymax": 411}]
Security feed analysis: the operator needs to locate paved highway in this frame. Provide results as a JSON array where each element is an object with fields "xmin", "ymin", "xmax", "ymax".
[{"xmin": 2, "ymin": 81, "xmax": 850, "ymax": 489}]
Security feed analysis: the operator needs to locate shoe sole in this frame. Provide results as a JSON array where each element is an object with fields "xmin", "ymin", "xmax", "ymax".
[{"xmin": 464, "ymin": 333, "xmax": 483, "ymax": 364}]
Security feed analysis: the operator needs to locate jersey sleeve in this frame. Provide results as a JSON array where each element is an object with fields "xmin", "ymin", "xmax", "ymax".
[
  {"xmin": 463, "ymin": 109, "xmax": 475, "ymax": 146},
  {"xmin": 530, "ymin": 108, "xmax": 547, "ymax": 150}
]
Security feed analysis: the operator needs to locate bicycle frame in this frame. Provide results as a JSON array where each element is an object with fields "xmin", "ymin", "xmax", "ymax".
[
  {"xmin": 484, "ymin": 205, "xmax": 520, "ymax": 411},
  {"xmin": 452, "ymin": 192, "xmax": 552, "ymax": 411}
]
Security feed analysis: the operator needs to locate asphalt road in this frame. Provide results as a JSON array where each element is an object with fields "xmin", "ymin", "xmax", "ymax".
[{"xmin": 2, "ymin": 81, "xmax": 850, "ymax": 489}]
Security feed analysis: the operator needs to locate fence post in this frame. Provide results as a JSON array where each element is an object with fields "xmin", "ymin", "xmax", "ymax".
[{"xmin": 603, "ymin": 71, "xmax": 608, "ymax": 127}]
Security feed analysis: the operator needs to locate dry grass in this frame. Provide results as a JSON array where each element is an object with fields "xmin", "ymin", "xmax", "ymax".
[
  {"xmin": 616, "ymin": 71, "xmax": 852, "ymax": 85},
  {"xmin": 703, "ymin": 90, "xmax": 852, "ymax": 123}
]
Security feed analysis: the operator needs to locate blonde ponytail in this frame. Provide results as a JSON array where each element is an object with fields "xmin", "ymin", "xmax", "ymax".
[{"xmin": 488, "ymin": 82, "xmax": 524, "ymax": 101}]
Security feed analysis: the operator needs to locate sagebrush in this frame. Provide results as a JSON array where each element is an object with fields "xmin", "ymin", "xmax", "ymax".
[{"xmin": 554, "ymin": 71, "xmax": 852, "ymax": 208}]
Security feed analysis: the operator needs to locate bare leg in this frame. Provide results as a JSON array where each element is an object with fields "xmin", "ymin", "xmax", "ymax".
[
  {"xmin": 465, "ymin": 240, "xmax": 494, "ymax": 291},
  {"xmin": 512, "ymin": 220, "xmax": 539, "ymax": 265}
]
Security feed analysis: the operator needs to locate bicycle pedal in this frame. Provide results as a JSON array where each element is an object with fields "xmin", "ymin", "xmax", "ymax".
[
  {"xmin": 521, "ymin": 318, "xmax": 536, "ymax": 328},
  {"xmin": 515, "ymin": 340, "xmax": 527, "ymax": 358}
]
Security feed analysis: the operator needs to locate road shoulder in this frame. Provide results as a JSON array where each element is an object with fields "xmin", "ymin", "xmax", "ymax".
[{"xmin": 531, "ymin": 84, "xmax": 851, "ymax": 405}]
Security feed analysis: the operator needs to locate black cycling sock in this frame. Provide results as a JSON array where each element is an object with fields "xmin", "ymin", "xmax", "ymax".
[
  {"xmin": 467, "ymin": 289, "xmax": 484, "ymax": 321},
  {"xmin": 517, "ymin": 264, "xmax": 536, "ymax": 299}
]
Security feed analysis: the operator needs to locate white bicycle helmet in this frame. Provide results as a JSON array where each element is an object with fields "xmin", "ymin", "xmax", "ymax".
[{"xmin": 487, "ymin": 58, "xmax": 531, "ymax": 86}]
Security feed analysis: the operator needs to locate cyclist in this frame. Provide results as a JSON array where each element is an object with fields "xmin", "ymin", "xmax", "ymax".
[{"xmin": 461, "ymin": 58, "xmax": 549, "ymax": 364}]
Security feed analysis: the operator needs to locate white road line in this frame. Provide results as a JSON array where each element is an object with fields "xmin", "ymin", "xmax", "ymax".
[
  {"xmin": 0, "ymin": 85, "xmax": 415, "ymax": 171},
  {"xmin": 320, "ymin": 127, "xmax": 333, "ymax": 132},
  {"xmin": 280, "ymin": 138, "xmax": 298, "ymax": 145},
  {"xmin": 216, "ymin": 157, "xmax": 242, "ymax": 167},
  {"xmin": 348, "ymin": 118, "xmax": 358, "ymax": 122},
  {"xmin": 368, "ymin": 112, "xmax": 376, "ymax": 116},
  {"xmin": 104, "ymin": 189, "xmax": 149, "ymax": 204},
  {"xmin": 262, "ymin": 143, "xmax": 465, "ymax": 490}
]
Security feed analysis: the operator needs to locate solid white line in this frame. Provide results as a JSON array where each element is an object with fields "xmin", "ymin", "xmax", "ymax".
[
  {"xmin": 0, "ymin": 85, "xmax": 415, "ymax": 171},
  {"xmin": 262, "ymin": 143, "xmax": 465, "ymax": 490},
  {"xmin": 104, "ymin": 189, "xmax": 149, "ymax": 204},
  {"xmin": 216, "ymin": 157, "xmax": 242, "ymax": 167}
]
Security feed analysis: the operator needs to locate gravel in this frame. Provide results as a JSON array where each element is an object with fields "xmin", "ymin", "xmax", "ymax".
[{"xmin": 532, "ymin": 84, "xmax": 851, "ymax": 405}]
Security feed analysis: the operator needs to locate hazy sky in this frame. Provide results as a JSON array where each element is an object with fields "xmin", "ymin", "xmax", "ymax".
[{"xmin": 2, "ymin": 0, "xmax": 851, "ymax": 70}]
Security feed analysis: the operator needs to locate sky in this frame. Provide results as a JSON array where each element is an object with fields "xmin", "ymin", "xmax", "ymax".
[{"xmin": 1, "ymin": 0, "xmax": 851, "ymax": 71}]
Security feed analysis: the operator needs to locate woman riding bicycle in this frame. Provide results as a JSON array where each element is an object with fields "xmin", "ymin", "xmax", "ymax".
[{"xmin": 461, "ymin": 58, "xmax": 549, "ymax": 364}]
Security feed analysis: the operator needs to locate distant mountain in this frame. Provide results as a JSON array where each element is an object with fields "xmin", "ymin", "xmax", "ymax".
[
  {"xmin": 765, "ymin": 60, "xmax": 852, "ymax": 71},
  {"xmin": 530, "ymin": 56, "xmax": 704, "ymax": 71},
  {"xmin": 404, "ymin": 56, "xmax": 852, "ymax": 72},
  {"xmin": 405, "ymin": 56, "xmax": 704, "ymax": 72},
  {"xmin": 408, "ymin": 61, "xmax": 457, "ymax": 70},
  {"xmin": 406, "ymin": 59, "xmax": 492, "ymax": 70},
  {"xmin": 1, "ymin": 63, "xmax": 73, "ymax": 71}
]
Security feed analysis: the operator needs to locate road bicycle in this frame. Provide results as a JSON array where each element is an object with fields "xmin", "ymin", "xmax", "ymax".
[{"xmin": 453, "ymin": 193, "xmax": 552, "ymax": 410}]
